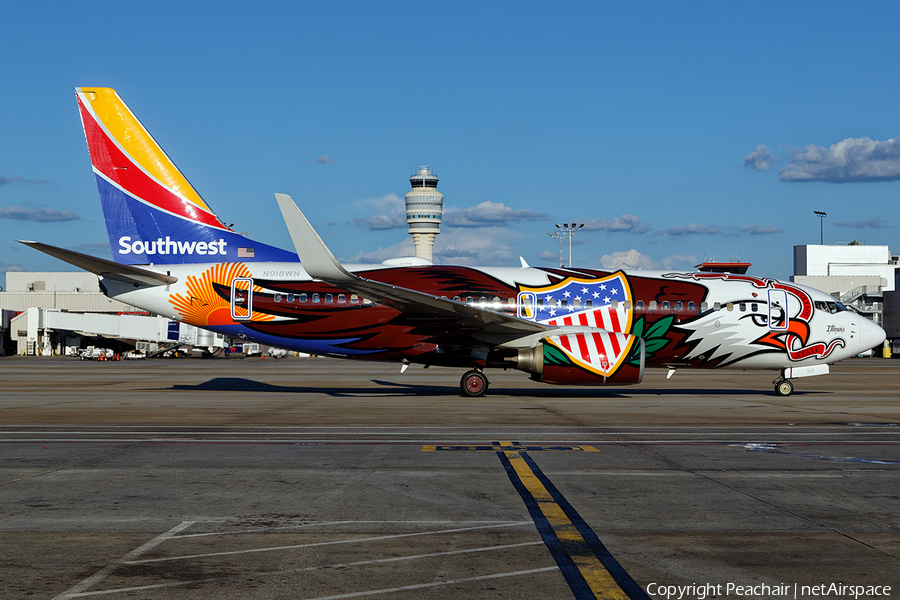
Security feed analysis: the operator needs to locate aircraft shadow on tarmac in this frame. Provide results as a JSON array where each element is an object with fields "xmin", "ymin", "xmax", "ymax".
[{"xmin": 166, "ymin": 377, "xmax": 814, "ymax": 398}]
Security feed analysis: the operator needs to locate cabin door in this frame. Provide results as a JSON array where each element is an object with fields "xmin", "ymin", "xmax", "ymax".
[
  {"xmin": 517, "ymin": 292, "xmax": 537, "ymax": 320},
  {"xmin": 767, "ymin": 289, "xmax": 789, "ymax": 331},
  {"xmin": 230, "ymin": 277, "xmax": 254, "ymax": 321}
]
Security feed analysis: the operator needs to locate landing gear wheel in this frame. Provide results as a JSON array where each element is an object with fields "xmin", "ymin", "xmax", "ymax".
[
  {"xmin": 460, "ymin": 370, "xmax": 489, "ymax": 397},
  {"xmin": 775, "ymin": 379, "xmax": 794, "ymax": 397}
]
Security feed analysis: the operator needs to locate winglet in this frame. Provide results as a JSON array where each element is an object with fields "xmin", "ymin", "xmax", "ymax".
[{"xmin": 274, "ymin": 193, "xmax": 354, "ymax": 282}]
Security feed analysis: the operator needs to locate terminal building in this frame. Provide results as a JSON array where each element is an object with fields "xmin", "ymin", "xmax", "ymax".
[
  {"xmin": 792, "ymin": 243, "xmax": 899, "ymax": 327},
  {"xmin": 0, "ymin": 272, "xmax": 223, "ymax": 356}
]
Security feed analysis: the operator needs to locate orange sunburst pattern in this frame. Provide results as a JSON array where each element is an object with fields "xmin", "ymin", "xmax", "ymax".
[{"xmin": 169, "ymin": 263, "xmax": 275, "ymax": 326}]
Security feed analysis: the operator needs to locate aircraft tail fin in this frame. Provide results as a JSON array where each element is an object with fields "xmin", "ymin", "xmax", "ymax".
[{"xmin": 76, "ymin": 87, "xmax": 295, "ymax": 265}]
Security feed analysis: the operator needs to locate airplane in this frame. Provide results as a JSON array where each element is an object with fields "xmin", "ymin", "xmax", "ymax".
[{"xmin": 22, "ymin": 87, "xmax": 886, "ymax": 397}]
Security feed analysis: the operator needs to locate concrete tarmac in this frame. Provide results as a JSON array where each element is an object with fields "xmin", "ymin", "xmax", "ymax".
[{"xmin": 0, "ymin": 356, "xmax": 898, "ymax": 599}]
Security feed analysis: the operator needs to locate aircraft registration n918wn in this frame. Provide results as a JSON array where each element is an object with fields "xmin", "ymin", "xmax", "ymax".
[{"xmin": 22, "ymin": 87, "xmax": 886, "ymax": 397}]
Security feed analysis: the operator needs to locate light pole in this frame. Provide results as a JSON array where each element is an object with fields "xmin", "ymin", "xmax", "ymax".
[
  {"xmin": 548, "ymin": 223, "xmax": 584, "ymax": 267},
  {"xmin": 814, "ymin": 211, "xmax": 826, "ymax": 245}
]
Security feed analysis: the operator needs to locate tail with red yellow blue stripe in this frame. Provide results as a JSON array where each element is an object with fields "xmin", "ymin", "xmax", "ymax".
[{"xmin": 76, "ymin": 87, "xmax": 295, "ymax": 265}]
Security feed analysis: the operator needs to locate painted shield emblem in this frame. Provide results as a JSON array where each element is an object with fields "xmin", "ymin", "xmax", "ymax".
[{"xmin": 517, "ymin": 272, "xmax": 636, "ymax": 376}]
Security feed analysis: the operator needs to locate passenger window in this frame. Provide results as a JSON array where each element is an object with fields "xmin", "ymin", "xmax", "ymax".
[
  {"xmin": 325, "ymin": 294, "xmax": 333, "ymax": 304},
  {"xmin": 623, "ymin": 301, "xmax": 631, "ymax": 309},
  {"xmin": 453, "ymin": 296, "xmax": 461, "ymax": 302},
  {"xmin": 274, "ymin": 293, "xmax": 282, "ymax": 303},
  {"xmin": 573, "ymin": 298, "xmax": 581, "ymax": 309},
  {"xmin": 560, "ymin": 299, "xmax": 568, "ymax": 308},
  {"xmin": 662, "ymin": 301, "xmax": 670, "ymax": 311},
  {"xmin": 726, "ymin": 302, "xmax": 734, "ymax": 311},
  {"xmin": 338, "ymin": 294, "xmax": 346, "ymax": 304},
  {"xmin": 713, "ymin": 301, "xmax": 720, "ymax": 311},
  {"xmin": 675, "ymin": 301, "xmax": 683, "ymax": 311},
  {"xmin": 636, "ymin": 300, "xmax": 644, "ymax": 310},
  {"xmin": 287, "ymin": 293, "xmax": 295, "ymax": 303},
  {"xmin": 649, "ymin": 300, "xmax": 657, "ymax": 311},
  {"xmin": 350, "ymin": 294, "xmax": 359, "ymax": 304},
  {"xmin": 300, "ymin": 293, "xmax": 308, "ymax": 303},
  {"xmin": 739, "ymin": 303, "xmax": 746, "ymax": 312},
  {"xmin": 689, "ymin": 301, "xmax": 697, "ymax": 312},
  {"xmin": 751, "ymin": 303, "xmax": 758, "ymax": 312},
  {"xmin": 610, "ymin": 299, "xmax": 618, "ymax": 309},
  {"xmin": 312, "ymin": 293, "xmax": 320, "ymax": 304},
  {"xmin": 586, "ymin": 299, "xmax": 594, "ymax": 309}
]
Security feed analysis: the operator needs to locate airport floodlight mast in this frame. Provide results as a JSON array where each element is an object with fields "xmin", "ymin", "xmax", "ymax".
[
  {"xmin": 548, "ymin": 223, "xmax": 584, "ymax": 267},
  {"xmin": 814, "ymin": 211, "xmax": 827, "ymax": 245}
]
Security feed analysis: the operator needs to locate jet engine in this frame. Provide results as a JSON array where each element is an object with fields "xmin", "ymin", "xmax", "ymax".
[{"xmin": 511, "ymin": 332, "xmax": 645, "ymax": 386}]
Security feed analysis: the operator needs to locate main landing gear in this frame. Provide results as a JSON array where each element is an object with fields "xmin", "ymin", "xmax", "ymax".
[
  {"xmin": 773, "ymin": 377, "xmax": 794, "ymax": 397},
  {"xmin": 460, "ymin": 370, "xmax": 489, "ymax": 397}
]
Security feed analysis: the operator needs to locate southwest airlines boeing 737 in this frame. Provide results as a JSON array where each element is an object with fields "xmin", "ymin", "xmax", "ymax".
[{"xmin": 22, "ymin": 88, "xmax": 886, "ymax": 397}]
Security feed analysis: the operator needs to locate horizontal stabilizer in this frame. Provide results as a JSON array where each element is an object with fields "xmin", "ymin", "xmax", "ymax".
[{"xmin": 19, "ymin": 241, "xmax": 178, "ymax": 287}]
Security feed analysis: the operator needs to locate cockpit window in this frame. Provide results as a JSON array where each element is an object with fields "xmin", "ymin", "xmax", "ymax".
[{"xmin": 815, "ymin": 300, "xmax": 847, "ymax": 314}]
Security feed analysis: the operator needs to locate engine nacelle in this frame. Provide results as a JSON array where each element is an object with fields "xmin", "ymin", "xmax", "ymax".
[{"xmin": 512, "ymin": 332, "xmax": 645, "ymax": 386}]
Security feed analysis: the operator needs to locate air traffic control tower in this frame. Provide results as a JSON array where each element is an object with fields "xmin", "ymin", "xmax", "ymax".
[{"xmin": 405, "ymin": 166, "xmax": 443, "ymax": 263}]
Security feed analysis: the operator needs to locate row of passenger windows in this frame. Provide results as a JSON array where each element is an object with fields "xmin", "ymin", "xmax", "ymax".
[
  {"xmin": 269, "ymin": 293, "xmax": 782, "ymax": 314},
  {"xmin": 273, "ymin": 293, "xmax": 372, "ymax": 305},
  {"xmin": 518, "ymin": 297, "xmax": 703, "ymax": 312}
]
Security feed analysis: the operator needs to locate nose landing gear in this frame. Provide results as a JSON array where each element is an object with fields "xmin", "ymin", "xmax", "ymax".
[{"xmin": 774, "ymin": 378, "xmax": 794, "ymax": 396}]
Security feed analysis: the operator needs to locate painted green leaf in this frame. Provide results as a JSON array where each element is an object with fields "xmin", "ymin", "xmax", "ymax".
[
  {"xmin": 631, "ymin": 316, "xmax": 645, "ymax": 338},
  {"xmin": 643, "ymin": 338, "xmax": 669, "ymax": 354},
  {"xmin": 645, "ymin": 315, "xmax": 675, "ymax": 340},
  {"xmin": 544, "ymin": 343, "xmax": 572, "ymax": 366}
]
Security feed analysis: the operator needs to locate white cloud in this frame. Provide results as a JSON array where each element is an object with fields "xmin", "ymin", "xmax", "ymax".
[
  {"xmin": 434, "ymin": 228, "xmax": 519, "ymax": 265},
  {"xmin": 599, "ymin": 249, "xmax": 695, "ymax": 271},
  {"xmin": 313, "ymin": 155, "xmax": 334, "ymax": 164},
  {"xmin": 534, "ymin": 250, "xmax": 559, "ymax": 263},
  {"xmin": 744, "ymin": 144, "xmax": 780, "ymax": 171},
  {"xmin": 351, "ymin": 193, "xmax": 406, "ymax": 230},
  {"xmin": 835, "ymin": 217, "xmax": 893, "ymax": 229},
  {"xmin": 659, "ymin": 254, "xmax": 697, "ymax": 270},
  {"xmin": 0, "ymin": 206, "xmax": 79, "ymax": 222},
  {"xmin": 352, "ymin": 213, "xmax": 407, "ymax": 230},
  {"xmin": 779, "ymin": 136, "xmax": 900, "ymax": 182},
  {"xmin": 443, "ymin": 201, "xmax": 550, "ymax": 227},
  {"xmin": 345, "ymin": 227, "xmax": 523, "ymax": 267},
  {"xmin": 666, "ymin": 223, "xmax": 720, "ymax": 236},
  {"xmin": 582, "ymin": 214, "xmax": 651, "ymax": 234},
  {"xmin": 740, "ymin": 224, "xmax": 783, "ymax": 235},
  {"xmin": 0, "ymin": 261, "xmax": 25, "ymax": 273},
  {"xmin": 0, "ymin": 175, "xmax": 48, "ymax": 185},
  {"xmin": 346, "ymin": 238, "xmax": 416, "ymax": 264}
]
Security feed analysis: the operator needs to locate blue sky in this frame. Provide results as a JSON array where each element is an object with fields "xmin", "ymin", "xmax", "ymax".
[{"xmin": 3, "ymin": 1, "xmax": 899, "ymax": 288}]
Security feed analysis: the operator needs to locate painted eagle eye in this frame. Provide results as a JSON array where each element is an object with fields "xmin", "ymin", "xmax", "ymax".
[{"xmin": 745, "ymin": 314, "xmax": 769, "ymax": 327}]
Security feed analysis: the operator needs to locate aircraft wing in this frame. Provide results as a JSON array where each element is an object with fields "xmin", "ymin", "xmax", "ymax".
[
  {"xmin": 19, "ymin": 241, "xmax": 178, "ymax": 287},
  {"xmin": 274, "ymin": 194, "xmax": 547, "ymax": 338}
]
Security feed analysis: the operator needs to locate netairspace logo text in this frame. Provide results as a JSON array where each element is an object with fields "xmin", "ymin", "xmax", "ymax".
[{"xmin": 647, "ymin": 582, "xmax": 892, "ymax": 600}]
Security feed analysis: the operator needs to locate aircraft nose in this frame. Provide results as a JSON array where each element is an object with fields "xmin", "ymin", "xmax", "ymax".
[{"xmin": 856, "ymin": 317, "xmax": 886, "ymax": 355}]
